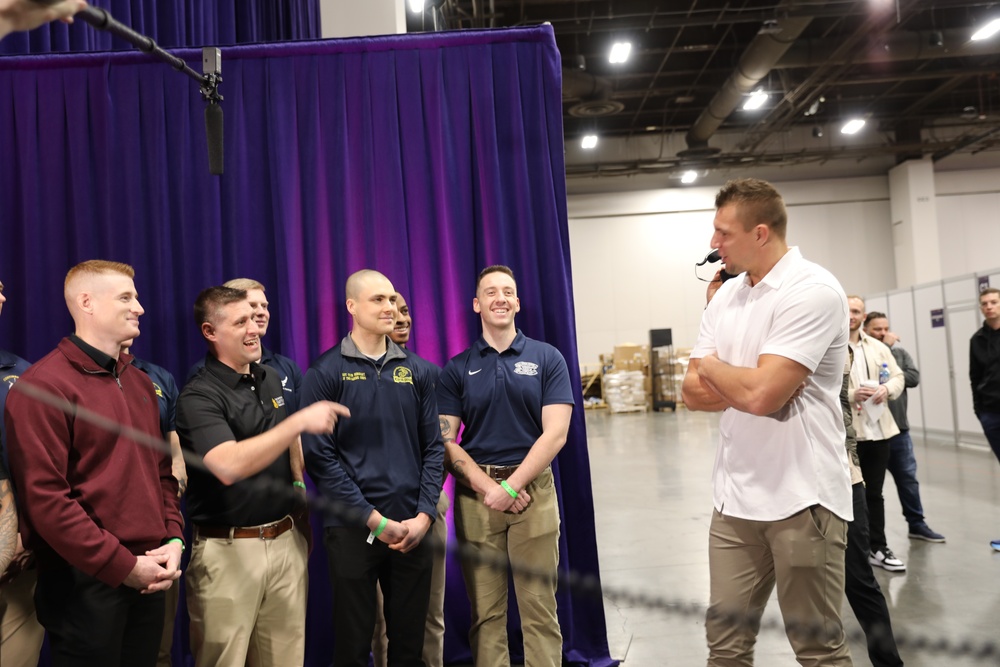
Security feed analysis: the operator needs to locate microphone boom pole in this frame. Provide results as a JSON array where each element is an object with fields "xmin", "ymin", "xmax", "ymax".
[{"xmin": 74, "ymin": 6, "xmax": 224, "ymax": 175}]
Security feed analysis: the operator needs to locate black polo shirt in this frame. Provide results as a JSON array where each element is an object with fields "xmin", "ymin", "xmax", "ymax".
[{"xmin": 177, "ymin": 355, "xmax": 293, "ymax": 526}]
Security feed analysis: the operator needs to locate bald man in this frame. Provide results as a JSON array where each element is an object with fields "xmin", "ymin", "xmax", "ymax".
[
  {"xmin": 4, "ymin": 260, "xmax": 184, "ymax": 666},
  {"xmin": 302, "ymin": 270, "xmax": 444, "ymax": 667}
]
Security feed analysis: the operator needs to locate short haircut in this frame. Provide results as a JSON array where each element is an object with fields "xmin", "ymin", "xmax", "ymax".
[
  {"xmin": 714, "ymin": 178, "xmax": 788, "ymax": 238},
  {"xmin": 63, "ymin": 260, "xmax": 136, "ymax": 308},
  {"xmin": 980, "ymin": 287, "xmax": 1000, "ymax": 301},
  {"xmin": 476, "ymin": 265, "xmax": 516, "ymax": 293},
  {"xmin": 64, "ymin": 260, "xmax": 134, "ymax": 292},
  {"xmin": 864, "ymin": 311, "xmax": 888, "ymax": 326},
  {"xmin": 194, "ymin": 286, "xmax": 247, "ymax": 330},
  {"xmin": 223, "ymin": 278, "xmax": 265, "ymax": 293},
  {"xmin": 345, "ymin": 269, "xmax": 389, "ymax": 301},
  {"xmin": 846, "ymin": 294, "xmax": 865, "ymax": 306}
]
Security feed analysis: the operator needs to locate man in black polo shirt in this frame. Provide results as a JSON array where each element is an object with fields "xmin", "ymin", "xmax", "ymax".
[
  {"xmin": 177, "ymin": 286, "xmax": 347, "ymax": 667},
  {"xmin": 437, "ymin": 265, "xmax": 574, "ymax": 667}
]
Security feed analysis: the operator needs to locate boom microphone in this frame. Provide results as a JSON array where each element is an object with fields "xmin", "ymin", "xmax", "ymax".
[{"xmin": 205, "ymin": 104, "xmax": 224, "ymax": 176}]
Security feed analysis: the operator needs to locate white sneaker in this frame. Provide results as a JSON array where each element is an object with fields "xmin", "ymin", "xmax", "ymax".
[{"xmin": 869, "ymin": 548, "xmax": 906, "ymax": 572}]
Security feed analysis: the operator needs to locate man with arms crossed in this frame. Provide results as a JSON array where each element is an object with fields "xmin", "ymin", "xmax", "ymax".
[
  {"xmin": 177, "ymin": 286, "xmax": 346, "ymax": 666},
  {"xmin": 970, "ymin": 287, "xmax": 1000, "ymax": 551},
  {"xmin": 681, "ymin": 179, "xmax": 853, "ymax": 666},
  {"xmin": 437, "ymin": 265, "xmax": 574, "ymax": 667},
  {"xmin": 302, "ymin": 271, "xmax": 442, "ymax": 667},
  {"xmin": 5, "ymin": 260, "xmax": 184, "ymax": 666}
]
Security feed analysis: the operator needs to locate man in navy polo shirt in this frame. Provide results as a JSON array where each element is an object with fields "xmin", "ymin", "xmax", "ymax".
[
  {"xmin": 187, "ymin": 278, "xmax": 302, "ymax": 413},
  {"xmin": 437, "ymin": 264, "xmax": 574, "ymax": 667},
  {"xmin": 301, "ymin": 270, "xmax": 443, "ymax": 667},
  {"xmin": 1, "ymin": 277, "xmax": 43, "ymax": 667}
]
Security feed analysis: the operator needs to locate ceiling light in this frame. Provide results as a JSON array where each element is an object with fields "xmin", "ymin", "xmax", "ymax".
[
  {"xmin": 743, "ymin": 89, "xmax": 768, "ymax": 111},
  {"xmin": 971, "ymin": 18, "xmax": 1000, "ymax": 41},
  {"xmin": 408, "ymin": 0, "xmax": 425, "ymax": 12},
  {"xmin": 681, "ymin": 170, "xmax": 698, "ymax": 184},
  {"xmin": 841, "ymin": 118, "xmax": 866, "ymax": 135},
  {"xmin": 581, "ymin": 134, "xmax": 598, "ymax": 149},
  {"xmin": 609, "ymin": 42, "xmax": 632, "ymax": 64}
]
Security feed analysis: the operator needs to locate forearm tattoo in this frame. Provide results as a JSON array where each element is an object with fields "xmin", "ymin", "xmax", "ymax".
[
  {"xmin": 449, "ymin": 459, "xmax": 470, "ymax": 482},
  {"xmin": 0, "ymin": 482, "xmax": 17, "ymax": 571}
]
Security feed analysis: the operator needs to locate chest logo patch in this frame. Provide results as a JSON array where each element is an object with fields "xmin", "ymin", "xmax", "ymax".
[
  {"xmin": 342, "ymin": 372, "xmax": 367, "ymax": 382},
  {"xmin": 4, "ymin": 374, "xmax": 19, "ymax": 389},
  {"xmin": 393, "ymin": 366, "xmax": 413, "ymax": 385},
  {"xmin": 514, "ymin": 361, "xmax": 538, "ymax": 376},
  {"xmin": 272, "ymin": 396, "xmax": 286, "ymax": 409},
  {"xmin": 151, "ymin": 382, "xmax": 164, "ymax": 398}
]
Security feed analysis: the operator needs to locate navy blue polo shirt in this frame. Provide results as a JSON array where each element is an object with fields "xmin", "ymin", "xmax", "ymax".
[
  {"xmin": 132, "ymin": 356, "xmax": 178, "ymax": 438},
  {"xmin": 1, "ymin": 349, "xmax": 32, "ymax": 475},
  {"xmin": 437, "ymin": 330, "xmax": 574, "ymax": 466},
  {"xmin": 187, "ymin": 345, "xmax": 302, "ymax": 412}
]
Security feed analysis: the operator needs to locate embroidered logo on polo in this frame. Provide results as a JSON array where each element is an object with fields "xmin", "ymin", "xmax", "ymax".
[
  {"xmin": 3, "ymin": 374, "xmax": 18, "ymax": 389},
  {"xmin": 513, "ymin": 362, "xmax": 538, "ymax": 376},
  {"xmin": 393, "ymin": 367, "xmax": 413, "ymax": 385},
  {"xmin": 151, "ymin": 382, "xmax": 164, "ymax": 398},
  {"xmin": 282, "ymin": 376, "xmax": 292, "ymax": 393},
  {"xmin": 468, "ymin": 369, "xmax": 482, "ymax": 376},
  {"xmin": 272, "ymin": 396, "xmax": 285, "ymax": 409},
  {"xmin": 342, "ymin": 372, "xmax": 367, "ymax": 381}
]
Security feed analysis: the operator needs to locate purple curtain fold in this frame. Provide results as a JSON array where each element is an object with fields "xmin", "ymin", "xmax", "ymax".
[
  {"xmin": 0, "ymin": 26, "xmax": 616, "ymax": 667},
  {"xmin": 0, "ymin": 0, "xmax": 321, "ymax": 55}
]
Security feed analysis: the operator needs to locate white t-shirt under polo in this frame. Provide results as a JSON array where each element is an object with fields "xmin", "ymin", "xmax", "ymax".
[{"xmin": 691, "ymin": 247, "xmax": 853, "ymax": 522}]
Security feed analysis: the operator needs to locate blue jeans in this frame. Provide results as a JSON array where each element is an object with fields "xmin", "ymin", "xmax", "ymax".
[
  {"xmin": 885, "ymin": 430, "xmax": 926, "ymax": 530},
  {"xmin": 978, "ymin": 412, "xmax": 1000, "ymax": 464}
]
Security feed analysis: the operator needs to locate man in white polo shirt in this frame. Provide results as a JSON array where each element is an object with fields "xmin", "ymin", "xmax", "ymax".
[{"xmin": 682, "ymin": 178, "xmax": 853, "ymax": 666}]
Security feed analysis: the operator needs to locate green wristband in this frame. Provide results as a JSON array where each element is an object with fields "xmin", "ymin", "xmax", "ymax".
[
  {"xmin": 292, "ymin": 481, "xmax": 307, "ymax": 490},
  {"xmin": 167, "ymin": 537, "xmax": 185, "ymax": 552},
  {"xmin": 372, "ymin": 516, "xmax": 389, "ymax": 538},
  {"xmin": 500, "ymin": 480, "xmax": 518, "ymax": 499}
]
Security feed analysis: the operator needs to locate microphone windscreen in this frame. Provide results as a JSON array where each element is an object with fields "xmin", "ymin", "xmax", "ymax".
[{"xmin": 205, "ymin": 104, "xmax": 224, "ymax": 175}]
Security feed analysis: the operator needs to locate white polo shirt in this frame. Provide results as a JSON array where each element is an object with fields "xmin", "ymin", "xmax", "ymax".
[{"xmin": 691, "ymin": 247, "xmax": 853, "ymax": 522}]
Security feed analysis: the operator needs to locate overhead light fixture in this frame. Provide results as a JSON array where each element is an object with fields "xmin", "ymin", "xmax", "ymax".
[
  {"xmin": 681, "ymin": 170, "xmax": 698, "ymax": 184},
  {"xmin": 841, "ymin": 118, "xmax": 866, "ymax": 135},
  {"xmin": 408, "ymin": 0, "xmax": 425, "ymax": 12},
  {"xmin": 971, "ymin": 18, "xmax": 1000, "ymax": 41},
  {"xmin": 581, "ymin": 134, "xmax": 599, "ymax": 149},
  {"xmin": 609, "ymin": 42, "xmax": 632, "ymax": 64},
  {"xmin": 743, "ymin": 89, "xmax": 768, "ymax": 111}
]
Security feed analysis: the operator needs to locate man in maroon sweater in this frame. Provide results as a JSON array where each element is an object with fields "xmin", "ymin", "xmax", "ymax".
[{"xmin": 4, "ymin": 260, "xmax": 184, "ymax": 666}]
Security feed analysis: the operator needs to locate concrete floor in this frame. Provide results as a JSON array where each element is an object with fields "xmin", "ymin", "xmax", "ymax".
[{"xmin": 587, "ymin": 408, "xmax": 1000, "ymax": 667}]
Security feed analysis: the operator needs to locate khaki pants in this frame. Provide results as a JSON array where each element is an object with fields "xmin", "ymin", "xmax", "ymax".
[
  {"xmin": 373, "ymin": 490, "xmax": 450, "ymax": 667},
  {"xmin": 706, "ymin": 507, "xmax": 852, "ymax": 667},
  {"xmin": 0, "ymin": 570, "xmax": 44, "ymax": 667},
  {"xmin": 454, "ymin": 467, "xmax": 561, "ymax": 667},
  {"xmin": 187, "ymin": 522, "xmax": 308, "ymax": 667}
]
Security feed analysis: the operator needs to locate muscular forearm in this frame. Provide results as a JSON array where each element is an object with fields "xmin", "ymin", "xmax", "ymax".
[
  {"xmin": 203, "ymin": 414, "xmax": 304, "ymax": 485},
  {"xmin": 681, "ymin": 366, "xmax": 729, "ymax": 412},
  {"xmin": 505, "ymin": 404, "xmax": 571, "ymax": 492},
  {"xmin": 443, "ymin": 439, "xmax": 495, "ymax": 495}
]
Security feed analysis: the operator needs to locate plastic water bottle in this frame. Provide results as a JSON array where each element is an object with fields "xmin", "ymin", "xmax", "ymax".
[{"xmin": 878, "ymin": 363, "xmax": 890, "ymax": 385}]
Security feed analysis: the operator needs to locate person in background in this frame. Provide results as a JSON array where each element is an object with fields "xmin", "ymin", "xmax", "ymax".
[
  {"xmin": 863, "ymin": 312, "xmax": 945, "ymax": 544},
  {"xmin": 371, "ymin": 291, "xmax": 449, "ymax": 667},
  {"xmin": 970, "ymin": 287, "xmax": 1000, "ymax": 551},
  {"xmin": 0, "ymin": 278, "xmax": 42, "ymax": 667}
]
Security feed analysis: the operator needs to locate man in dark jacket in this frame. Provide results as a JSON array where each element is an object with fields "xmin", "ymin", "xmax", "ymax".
[{"xmin": 970, "ymin": 287, "xmax": 1000, "ymax": 551}]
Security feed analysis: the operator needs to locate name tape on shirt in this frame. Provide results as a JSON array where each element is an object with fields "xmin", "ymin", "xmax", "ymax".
[{"xmin": 342, "ymin": 372, "xmax": 367, "ymax": 382}]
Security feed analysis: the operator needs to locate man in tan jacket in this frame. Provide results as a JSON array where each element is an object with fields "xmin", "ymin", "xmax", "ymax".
[{"xmin": 847, "ymin": 296, "xmax": 906, "ymax": 572}]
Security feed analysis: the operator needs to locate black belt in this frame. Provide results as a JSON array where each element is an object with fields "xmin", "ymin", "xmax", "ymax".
[{"xmin": 195, "ymin": 516, "xmax": 294, "ymax": 540}]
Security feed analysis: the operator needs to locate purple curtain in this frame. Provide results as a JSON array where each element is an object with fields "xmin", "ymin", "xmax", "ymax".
[
  {"xmin": 0, "ymin": 0, "xmax": 321, "ymax": 55},
  {"xmin": 0, "ymin": 26, "xmax": 616, "ymax": 667}
]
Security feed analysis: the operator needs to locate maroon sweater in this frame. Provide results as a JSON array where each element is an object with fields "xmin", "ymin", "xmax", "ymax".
[{"xmin": 5, "ymin": 338, "xmax": 183, "ymax": 587}]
